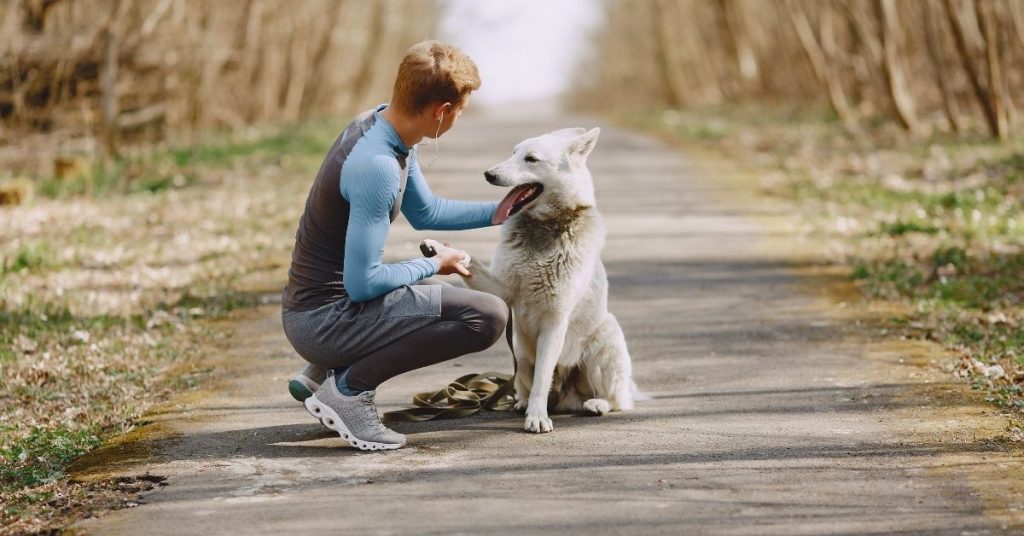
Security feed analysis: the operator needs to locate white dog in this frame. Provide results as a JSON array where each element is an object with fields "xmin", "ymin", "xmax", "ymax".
[{"xmin": 456, "ymin": 127, "xmax": 637, "ymax": 433}]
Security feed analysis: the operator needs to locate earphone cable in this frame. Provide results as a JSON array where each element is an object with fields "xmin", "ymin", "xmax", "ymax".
[{"xmin": 426, "ymin": 109, "xmax": 444, "ymax": 168}]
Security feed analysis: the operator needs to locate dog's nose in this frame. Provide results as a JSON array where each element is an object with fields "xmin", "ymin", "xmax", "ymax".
[{"xmin": 484, "ymin": 171, "xmax": 499, "ymax": 184}]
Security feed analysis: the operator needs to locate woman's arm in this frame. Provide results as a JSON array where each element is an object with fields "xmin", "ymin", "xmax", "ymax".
[
  {"xmin": 401, "ymin": 150, "xmax": 499, "ymax": 231},
  {"xmin": 342, "ymin": 155, "xmax": 440, "ymax": 303}
]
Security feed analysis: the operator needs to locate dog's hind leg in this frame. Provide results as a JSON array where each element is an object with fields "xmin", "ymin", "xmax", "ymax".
[
  {"xmin": 582, "ymin": 313, "xmax": 635, "ymax": 412},
  {"xmin": 573, "ymin": 362, "xmax": 611, "ymax": 416},
  {"xmin": 552, "ymin": 366, "xmax": 588, "ymax": 414}
]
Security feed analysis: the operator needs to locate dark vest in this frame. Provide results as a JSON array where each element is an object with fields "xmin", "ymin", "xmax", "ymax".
[{"xmin": 282, "ymin": 108, "xmax": 408, "ymax": 311}]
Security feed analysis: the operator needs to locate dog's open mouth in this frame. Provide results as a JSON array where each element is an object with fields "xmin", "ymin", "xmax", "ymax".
[{"xmin": 494, "ymin": 183, "xmax": 543, "ymax": 224}]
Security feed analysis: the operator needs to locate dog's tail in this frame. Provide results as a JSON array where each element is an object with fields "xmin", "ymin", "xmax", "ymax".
[{"xmin": 630, "ymin": 379, "xmax": 651, "ymax": 402}]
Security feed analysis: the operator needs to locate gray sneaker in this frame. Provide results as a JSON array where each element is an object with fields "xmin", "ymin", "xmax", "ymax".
[
  {"xmin": 304, "ymin": 377, "xmax": 406, "ymax": 451},
  {"xmin": 288, "ymin": 363, "xmax": 328, "ymax": 402}
]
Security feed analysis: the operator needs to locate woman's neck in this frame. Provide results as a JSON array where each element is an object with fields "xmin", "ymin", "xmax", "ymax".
[{"xmin": 382, "ymin": 107, "xmax": 424, "ymax": 148}]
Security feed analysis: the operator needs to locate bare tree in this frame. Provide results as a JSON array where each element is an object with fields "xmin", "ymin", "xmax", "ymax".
[
  {"xmin": 720, "ymin": 0, "xmax": 760, "ymax": 85},
  {"xmin": 875, "ymin": 0, "xmax": 921, "ymax": 133},
  {"xmin": 99, "ymin": 0, "xmax": 125, "ymax": 157},
  {"xmin": 787, "ymin": 0, "xmax": 858, "ymax": 131},
  {"xmin": 944, "ymin": 0, "xmax": 1005, "ymax": 138},
  {"xmin": 977, "ymin": 0, "xmax": 1009, "ymax": 138},
  {"xmin": 576, "ymin": 0, "xmax": 1024, "ymax": 141},
  {"xmin": 925, "ymin": 0, "xmax": 966, "ymax": 133},
  {"xmin": 652, "ymin": 0, "xmax": 692, "ymax": 107},
  {"xmin": 0, "ymin": 0, "xmax": 435, "ymax": 169}
]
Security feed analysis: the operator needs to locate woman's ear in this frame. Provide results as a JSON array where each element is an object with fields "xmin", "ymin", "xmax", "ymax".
[{"xmin": 435, "ymin": 102, "xmax": 452, "ymax": 121}]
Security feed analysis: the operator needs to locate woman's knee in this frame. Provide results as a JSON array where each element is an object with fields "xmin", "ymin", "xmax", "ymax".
[
  {"xmin": 441, "ymin": 287, "xmax": 508, "ymax": 349},
  {"xmin": 475, "ymin": 293, "xmax": 509, "ymax": 345},
  {"xmin": 456, "ymin": 293, "xmax": 507, "ymax": 350}
]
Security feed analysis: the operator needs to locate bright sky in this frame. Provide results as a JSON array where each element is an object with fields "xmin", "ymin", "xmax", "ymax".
[{"xmin": 439, "ymin": 0, "xmax": 602, "ymax": 108}]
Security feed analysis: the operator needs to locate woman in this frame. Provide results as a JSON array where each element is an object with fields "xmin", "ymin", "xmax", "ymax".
[{"xmin": 280, "ymin": 41, "xmax": 507, "ymax": 451}]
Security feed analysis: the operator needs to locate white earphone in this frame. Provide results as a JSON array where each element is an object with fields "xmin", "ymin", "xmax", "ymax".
[{"xmin": 426, "ymin": 103, "xmax": 451, "ymax": 168}]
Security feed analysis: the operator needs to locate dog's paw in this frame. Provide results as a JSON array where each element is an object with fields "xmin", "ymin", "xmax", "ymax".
[
  {"xmin": 513, "ymin": 398, "xmax": 529, "ymax": 414},
  {"xmin": 582, "ymin": 398, "xmax": 611, "ymax": 416},
  {"xmin": 524, "ymin": 413, "xmax": 553, "ymax": 433}
]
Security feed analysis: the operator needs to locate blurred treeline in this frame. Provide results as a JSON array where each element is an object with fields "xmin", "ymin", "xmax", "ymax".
[
  {"xmin": 0, "ymin": 0, "xmax": 435, "ymax": 172},
  {"xmin": 578, "ymin": 0, "xmax": 1024, "ymax": 140}
]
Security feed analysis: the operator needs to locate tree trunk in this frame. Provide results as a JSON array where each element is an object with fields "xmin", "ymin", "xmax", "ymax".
[
  {"xmin": 845, "ymin": 0, "xmax": 887, "ymax": 114},
  {"xmin": 998, "ymin": 1, "xmax": 1019, "ymax": 128},
  {"xmin": 282, "ymin": 11, "xmax": 309, "ymax": 122},
  {"xmin": 652, "ymin": 0, "xmax": 690, "ymax": 107},
  {"xmin": 876, "ymin": 0, "xmax": 920, "ymax": 133},
  {"xmin": 302, "ymin": 0, "xmax": 348, "ymax": 117},
  {"xmin": 681, "ymin": 0, "xmax": 723, "ymax": 103},
  {"xmin": 99, "ymin": 23, "xmax": 120, "ymax": 157},
  {"xmin": 819, "ymin": 1, "xmax": 860, "ymax": 132},
  {"xmin": 976, "ymin": 0, "xmax": 1008, "ymax": 138},
  {"xmin": 344, "ymin": 0, "xmax": 388, "ymax": 112},
  {"xmin": 924, "ymin": 0, "xmax": 965, "ymax": 133},
  {"xmin": 787, "ymin": 0, "xmax": 857, "ymax": 131},
  {"xmin": 720, "ymin": 0, "xmax": 759, "ymax": 84},
  {"xmin": 242, "ymin": 0, "xmax": 265, "ymax": 122},
  {"xmin": 943, "ymin": 0, "xmax": 1003, "ymax": 138},
  {"xmin": 1010, "ymin": 0, "xmax": 1024, "ymax": 54}
]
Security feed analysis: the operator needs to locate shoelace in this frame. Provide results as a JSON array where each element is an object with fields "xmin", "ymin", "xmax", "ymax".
[{"xmin": 354, "ymin": 395, "xmax": 389, "ymax": 428}]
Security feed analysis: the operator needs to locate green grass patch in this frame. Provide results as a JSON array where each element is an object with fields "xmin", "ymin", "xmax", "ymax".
[
  {"xmin": 853, "ymin": 259, "xmax": 924, "ymax": 298},
  {"xmin": 2, "ymin": 242, "xmax": 55, "ymax": 275},
  {"xmin": 34, "ymin": 120, "xmax": 336, "ymax": 200},
  {"xmin": 0, "ymin": 297, "xmax": 159, "ymax": 370},
  {"xmin": 38, "ymin": 160, "xmax": 124, "ymax": 199},
  {"xmin": 0, "ymin": 303, "xmax": 136, "ymax": 342},
  {"xmin": 851, "ymin": 249, "xmax": 1023, "ymax": 310},
  {"xmin": 38, "ymin": 159, "xmax": 201, "ymax": 199},
  {"xmin": 173, "ymin": 285, "xmax": 257, "ymax": 317},
  {"xmin": 167, "ymin": 122, "xmax": 333, "ymax": 168},
  {"xmin": 877, "ymin": 220, "xmax": 940, "ymax": 236},
  {"xmin": 946, "ymin": 313, "xmax": 1024, "ymax": 362},
  {"xmin": 979, "ymin": 383, "xmax": 1024, "ymax": 410},
  {"xmin": 988, "ymin": 151, "xmax": 1024, "ymax": 184},
  {"xmin": 0, "ymin": 426, "xmax": 102, "ymax": 491}
]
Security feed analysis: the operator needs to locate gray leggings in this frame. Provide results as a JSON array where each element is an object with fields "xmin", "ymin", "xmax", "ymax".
[{"xmin": 282, "ymin": 280, "xmax": 508, "ymax": 392}]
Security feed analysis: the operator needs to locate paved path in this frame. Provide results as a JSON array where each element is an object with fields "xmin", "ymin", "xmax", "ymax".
[{"xmin": 72, "ymin": 110, "xmax": 1024, "ymax": 535}]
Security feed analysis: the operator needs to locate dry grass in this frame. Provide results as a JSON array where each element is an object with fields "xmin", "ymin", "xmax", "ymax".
[{"xmin": 0, "ymin": 119, "xmax": 339, "ymax": 533}]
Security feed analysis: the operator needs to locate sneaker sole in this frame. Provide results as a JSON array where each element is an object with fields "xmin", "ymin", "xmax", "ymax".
[
  {"xmin": 288, "ymin": 376, "xmax": 320, "ymax": 402},
  {"xmin": 304, "ymin": 394, "xmax": 405, "ymax": 451}
]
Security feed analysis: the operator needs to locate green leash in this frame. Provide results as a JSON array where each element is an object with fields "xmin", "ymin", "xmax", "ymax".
[
  {"xmin": 383, "ymin": 248, "xmax": 517, "ymax": 423},
  {"xmin": 381, "ymin": 310, "xmax": 517, "ymax": 423},
  {"xmin": 381, "ymin": 370, "xmax": 515, "ymax": 422}
]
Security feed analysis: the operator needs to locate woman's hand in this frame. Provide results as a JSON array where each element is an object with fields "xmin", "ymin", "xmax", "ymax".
[{"xmin": 423, "ymin": 239, "xmax": 472, "ymax": 277}]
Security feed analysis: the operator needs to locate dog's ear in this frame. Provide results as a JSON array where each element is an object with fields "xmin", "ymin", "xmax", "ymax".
[
  {"xmin": 568, "ymin": 128, "xmax": 601, "ymax": 160},
  {"xmin": 549, "ymin": 128, "xmax": 586, "ymax": 140}
]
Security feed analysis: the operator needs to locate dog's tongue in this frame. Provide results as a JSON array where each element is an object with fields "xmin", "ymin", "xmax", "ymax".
[{"xmin": 494, "ymin": 184, "xmax": 536, "ymax": 225}]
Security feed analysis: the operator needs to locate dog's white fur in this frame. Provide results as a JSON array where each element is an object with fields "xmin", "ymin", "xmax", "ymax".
[{"xmin": 460, "ymin": 127, "xmax": 636, "ymax": 433}]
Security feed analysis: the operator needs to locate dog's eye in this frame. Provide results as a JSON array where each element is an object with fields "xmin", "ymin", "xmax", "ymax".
[{"xmin": 524, "ymin": 155, "xmax": 540, "ymax": 163}]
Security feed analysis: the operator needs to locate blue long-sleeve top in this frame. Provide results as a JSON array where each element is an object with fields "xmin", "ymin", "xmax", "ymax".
[{"xmin": 340, "ymin": 107, "xmax": 498, "ymax": 303}]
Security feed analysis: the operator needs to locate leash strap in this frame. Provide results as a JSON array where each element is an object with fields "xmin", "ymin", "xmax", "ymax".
[{"xmin": 382, "ymin": 305, "xmax": 517, "ymax": 423}]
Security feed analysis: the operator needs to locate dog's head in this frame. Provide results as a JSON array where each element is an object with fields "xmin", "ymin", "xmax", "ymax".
[{"xmin": 486, "ymin": 127, "xmax": 600, "ymax": 223}]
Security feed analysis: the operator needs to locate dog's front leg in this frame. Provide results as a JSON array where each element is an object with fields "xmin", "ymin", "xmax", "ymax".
[
  {"xmin": 458, "ymin": 258, "xmax": 507, "ymax": 301},
  {"xmin": 513, "ymin": 329, "xmax": 535, "ymax": 413},
  {"xmin": 524, "ymin": 320, "xmax": 569, "ymax": 433}
]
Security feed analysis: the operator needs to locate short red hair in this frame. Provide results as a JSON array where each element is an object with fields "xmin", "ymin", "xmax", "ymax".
[{"xmin": 391, "ymin": 40, "xmax": 481, "ymax": 114}]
